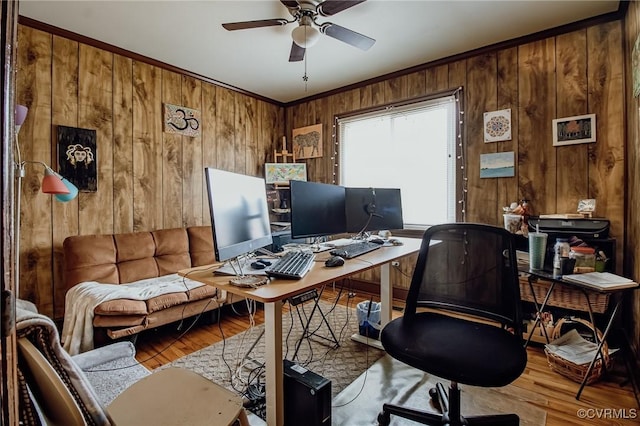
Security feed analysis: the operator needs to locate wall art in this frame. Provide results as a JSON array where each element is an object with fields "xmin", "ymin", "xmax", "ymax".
[
  {"xmin": 552, "ymin": 113, "xmax": 596, "ymax": 146},
  {"xmin": 480, "ymin": 152, "xmax": 515, "ymax": 178},
  {"xmin": 265, "ymin": 163, "xmax": 307, "ymax": 185},
  {"xmin": 164, "ymin": 103, "xmax": 201, "ymax": 137},
  {"xmin": 633, "ymin": 33, "xmax": 640, "ymax": 98},
  {"xmin": 57, "ymin": 125, "xmax": 98, "ymax": 191},
  {"xmin": 292, "ymin": 123, "xmax": 322, "ymax": 159},
  {"xmin": 483, "ymin": 108, "xmax": 512, "ymax": 142}
]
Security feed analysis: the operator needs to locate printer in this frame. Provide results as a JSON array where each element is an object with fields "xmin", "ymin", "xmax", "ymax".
[{"xmin": 526, "ymin": 217, "xmax": 615, "ymax": 271}]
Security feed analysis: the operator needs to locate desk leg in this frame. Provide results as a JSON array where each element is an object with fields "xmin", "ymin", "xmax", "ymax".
[
  {"xmin": 380, "ymin": 262, "xmax": 392, "ymax": 327},
  {"xmin": 350, "ymin": 262, "xmax": 391, "ymax": 350},
  {"xmin": 264, "ymin": 301, "xmax": 284, "ymax": 426}
]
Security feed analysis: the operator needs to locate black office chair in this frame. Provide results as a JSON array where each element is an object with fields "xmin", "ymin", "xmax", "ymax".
[{"xmin": 378, "ymin": 223, "xmax": 527, "ymax": 426}]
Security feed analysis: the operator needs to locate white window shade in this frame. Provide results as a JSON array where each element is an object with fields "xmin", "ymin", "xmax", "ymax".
[{"xmin": 337, "ymin": 95, "xmax": 458, "ymax": 228}]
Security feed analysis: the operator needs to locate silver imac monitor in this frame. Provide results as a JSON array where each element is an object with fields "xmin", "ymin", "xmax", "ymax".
[{"xmin": 205, "ymin": 168, "xmax": 273, "ymax": 262}]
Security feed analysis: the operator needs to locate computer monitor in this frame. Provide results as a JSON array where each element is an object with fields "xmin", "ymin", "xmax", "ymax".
[
  {"xmin": 205, "ymin": 168, "xmax": 273, "ymax": 261},
  {"xmin": 345, "ymin": 187, "xmax": 404, "ymax": 233},
  {"xmin": 290, "ymin": 180, "xmax": 347, "ymax": 239}
]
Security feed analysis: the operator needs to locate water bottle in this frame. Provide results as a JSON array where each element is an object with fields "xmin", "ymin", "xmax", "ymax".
[{"xmin": 553, "ymin": 238, "xmax": 570, "ymax": 277}]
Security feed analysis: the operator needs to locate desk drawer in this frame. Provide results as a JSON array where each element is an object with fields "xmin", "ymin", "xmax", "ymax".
[{"xmin": 519, "ymin": 276, "xmax": 610, "ymax": 313}]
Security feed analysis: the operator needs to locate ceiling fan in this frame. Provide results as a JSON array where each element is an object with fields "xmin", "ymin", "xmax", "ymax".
[{"xmin": 222, "ymin": 0, "xmax": 375, "ymax": 62}]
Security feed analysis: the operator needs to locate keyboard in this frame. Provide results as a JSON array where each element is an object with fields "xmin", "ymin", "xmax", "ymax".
[
  {"xmin": 330, "ymin": 241, "xmax": 381, "ymax": 259},
  {"xmin": 266, "ymin": 250, "xmax": 315, "ymax": 279}
]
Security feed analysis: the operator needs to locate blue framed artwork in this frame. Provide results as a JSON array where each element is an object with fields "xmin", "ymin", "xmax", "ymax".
[{"xmin": 480, "ymin": 152, "xmax": 515, "ymax": 178}]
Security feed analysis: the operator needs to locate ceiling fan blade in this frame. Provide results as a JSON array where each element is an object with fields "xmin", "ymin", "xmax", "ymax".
[
  {"xmin": 318, "ymin": 0, "xmax": 367, "ymax": 16},
  {"xmin": 289, "ymin": 42, "xmax": 305, "ymax": 62},
  {"xmin": 280, "ymin": 0, "xmax": 300, "ymax": 9},
  {"xmin": 321, "ymin": 23, "xmax": 375, "ymax": 51},
  {"xmin": 222, "ymin": 18, "xmax": 289, "ymax": 31}
]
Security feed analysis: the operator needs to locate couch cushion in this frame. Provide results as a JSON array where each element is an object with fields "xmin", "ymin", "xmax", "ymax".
[
  {"xmin": 114, "ymin": 232, "xmax": 159, "ymax": 283},
  {"xmin": 153, "ymin": 228, "xmax": 192, "ymax": 275},
  {"xmin": 188, "ymin": 226, "xmax": 216, "ymax": 266},
  {"xmin": 95, "ymin": 299, "xmax": 148, "ymax": 316},
  {"xmin": 63, "ymin": 235, "xmax": 119, "ymax": 286}
]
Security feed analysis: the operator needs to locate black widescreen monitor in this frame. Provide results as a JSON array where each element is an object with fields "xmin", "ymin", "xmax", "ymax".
[
  {"xmin": 290, "ymin": 180, "xmax": 347, "ymax": 239},
  {"xmin": 205, "ymin": 168, "xmax": 273, "ymax": 261},
  {"xmin": 345, "ymin": 187, "xmax": 404, "ymax": 233}
]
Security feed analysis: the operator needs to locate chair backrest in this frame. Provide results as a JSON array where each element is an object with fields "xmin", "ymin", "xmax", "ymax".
[
  {"xmin": 405, "ymin": 223, "xmax": 523, "ymax": 336},
  {"xmin": 15, "ymin": 306, "xmax": 112, "ymax": 426}
]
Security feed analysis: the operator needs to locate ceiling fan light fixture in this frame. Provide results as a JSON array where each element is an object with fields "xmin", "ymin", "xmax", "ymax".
[{"xmin": 292, "ymin": 24, "xmax": 320, "ymax": 48}]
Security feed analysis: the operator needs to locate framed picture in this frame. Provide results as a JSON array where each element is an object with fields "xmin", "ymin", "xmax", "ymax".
[
  {"xmin": 552, "ymin": 114, "xmax": 596, "ymax": 146},
  {"xmin": 164, "ymin": 103, "xmax": 201, "ymax": 137},
  {"xmin": 480, "ymin": 152, "xmax": 515, "ymax": 178},
  {"xmin": 483, "ymin": 108, "xmax": 512, "ymax": 142},
  {"xmin": 265, "ymin": 163, "xmax": 307, "ymax": 185},
  {"xmin": 57, "ymin": 125, "xmax": 97, "ymax": 192},
  {"xmin": 292, "ymin": 124, "xmax": 322, "ymax": 159}
]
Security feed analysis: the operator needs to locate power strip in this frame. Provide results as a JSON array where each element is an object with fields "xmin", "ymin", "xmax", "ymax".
[{"xmin": 289, "ymin": 288, "xmax": 318, "ymax": 306}]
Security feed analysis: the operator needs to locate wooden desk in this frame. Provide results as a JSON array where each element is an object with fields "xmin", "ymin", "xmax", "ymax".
[{"xmin": 180, "ymin": 237, "xmax": 421, "ymax": 426}]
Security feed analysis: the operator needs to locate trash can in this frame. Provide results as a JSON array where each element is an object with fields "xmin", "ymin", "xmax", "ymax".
[{"xmin": 356, "ymin": 301, "xmax": 381, "ymax": 339}]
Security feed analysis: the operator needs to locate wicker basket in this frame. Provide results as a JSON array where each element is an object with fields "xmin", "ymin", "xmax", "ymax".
[
  {"xmin": 544, "ymin": 317, "xmax": 611, "ymax": 385},
  {"xmin": 519, "ymin": 277, "xmax": 610, "ymax": 313}
]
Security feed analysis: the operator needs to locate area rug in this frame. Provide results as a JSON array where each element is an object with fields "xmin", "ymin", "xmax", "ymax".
[
  {"xmin": 333, "ymin": 354, "xmax": 547, "ymax": 426},
  {"xmin": 163, "ymin": 299, "xmax": 386, "ymax": 401}
]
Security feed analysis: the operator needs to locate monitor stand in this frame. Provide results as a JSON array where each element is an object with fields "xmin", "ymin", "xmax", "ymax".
[{"xmin": 229, "ymin": 275, "xmax": 269, "ymax": 287}]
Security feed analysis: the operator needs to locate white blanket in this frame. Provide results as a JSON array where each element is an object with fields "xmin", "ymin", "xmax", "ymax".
[{"xmin": 62, "ymin": 274, "xmax": 205, "ymax": 355}]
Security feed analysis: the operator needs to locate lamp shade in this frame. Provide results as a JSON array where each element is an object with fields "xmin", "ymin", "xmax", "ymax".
[
  {"xmin": 41, "ymin": 168, "xmax": 70, "ymax": 194},
  {"xmin": 15, "ymin": 105, "xmax": 28, "ymax": 126},
  {"xmin": 54, "ymin": 178, "xmax": 79, "ymax": 202},
  {"xmin": 292, "ymin": 24, "xmax": 321, "ymax": 48}
]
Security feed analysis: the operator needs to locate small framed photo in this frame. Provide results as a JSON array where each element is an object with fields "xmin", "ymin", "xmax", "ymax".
[{"xmin": 552, "ymin": 113, "xmax": 596, "ymax": 146}]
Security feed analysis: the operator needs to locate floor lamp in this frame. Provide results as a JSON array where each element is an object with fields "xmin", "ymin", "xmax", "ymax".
[{"xmin": 14, "ymin": 105, "xmax": 79, "ymax": 297}]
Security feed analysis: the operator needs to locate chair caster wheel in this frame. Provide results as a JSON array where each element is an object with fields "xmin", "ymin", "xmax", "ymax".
[
  {"xmin": 429, "ymin": 387, "xmax": 442, "ymax": 411},
  {"xmin": 377, "ymin": 410, "xmax": 390, "ymax": 426}
]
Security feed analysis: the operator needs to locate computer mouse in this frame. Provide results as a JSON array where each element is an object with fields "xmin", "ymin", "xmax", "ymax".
[
  {"xmin": 325, "ymin": 256, "xmax": 345, "ymax": 267},
  {"xmin": 256, "ymin": 258, "xmax": 272, "ymax": 266},
  {"xmin": 330, "ymin": 249, "xmax": 348, "ymax": 258},
  {"xmin": 250, "ymin": 261, "xmax": 266, "ymax": 270},
  {"xmin": 369, "ymin": 238, "xmax": 385, "ymax": 245}
]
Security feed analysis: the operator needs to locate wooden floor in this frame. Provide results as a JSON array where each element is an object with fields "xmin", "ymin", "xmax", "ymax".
[{"xmin": 135, "ymin": 287, "xmax": 639, "ymax": 426}]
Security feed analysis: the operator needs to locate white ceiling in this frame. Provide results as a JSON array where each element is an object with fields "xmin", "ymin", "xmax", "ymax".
[{"xmin": 19, "ymin": 0, "xmax": 621, "ymax": 104}]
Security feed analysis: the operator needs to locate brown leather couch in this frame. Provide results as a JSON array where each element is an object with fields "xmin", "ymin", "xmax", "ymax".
[{"xmin": 62, "ymin": 226, "xmax": 224, "ymax": 342}]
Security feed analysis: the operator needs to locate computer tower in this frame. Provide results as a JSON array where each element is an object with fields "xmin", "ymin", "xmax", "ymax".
[{"xmin": 283, "ymin": 359, "xmax": 331, "ymax": 426}]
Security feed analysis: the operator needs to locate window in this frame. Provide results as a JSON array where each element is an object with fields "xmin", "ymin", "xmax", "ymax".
[{"xmin": 337, "ymin": 91, "xmax": 462, "ymax": 229}]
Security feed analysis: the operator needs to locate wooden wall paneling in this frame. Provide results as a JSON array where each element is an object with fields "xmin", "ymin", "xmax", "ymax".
[
  {"xmin": 160, "ymin": 70, "xmax": 183, "ymax": 229},
  {"xmin": 359, "ymin": 81, "xmax": 385, "ymax": 109},
  {"xmin": 517, "ymin": 39, "xmax": 557, "ymax": 215},
  {"xmin": 496, "ymin": 47, "xmax": 519, "ymax": 211},
  {"xmin": 384, "ymin": 74, "xmax": 409, "ymax": 103},
  {"xmin": 112, "ymin": 54, "xmax": 134, "ymax": 234},
  {"xmin": 435, "ymin": 64, "xmax": 450, "ymax": 91},
  {"xmin": 466, "ymin": 54, "xmax": 499, "ymax": 225},
  {"xmin": 78, "ymin": 44, "xmax": 114, "ymax": 236},
  {"xmin": 305, "ymin": 98, "xmax": 322, "ymax": 182},
  {"xmin": 201, "ymin": 82, "xmax": 217, "ymax": 226},
  {"xmin": 132, "ymin": 61, "xmax": 163, "ymax": 231},
  {"xmin": 406, "ymin": 69, "xmax": 427, "ymax": 98},
  {"xmin": 51, "ymin": 35, "xmax": 79, "ymax": 319},
  {"xmin": 15, "ymin": 27, "xmax": 54, "ymax": 313},
  {"xmin": 555, "ymin": 30, "xmax": 589, "ymax": 216},
  {"xmin": 233, "ymin": 94, "xmax": 248, "ymax": 175},
  {"xmin": 243, "ymin": 96, "xmax": 259, "ymax": 176},
  {"xmin": 215, "ymin": 88, "xmax": 235, "ymax": 172},
  {"xmin": 182, "ymin": 76, "xmax": 203, "ymax": 226},
  {"xmin": 587, "ymin": 22, "xmax": 625, "ymax": 274},
  {"xmin": 624, "ymin": 0, "xmax": 640, "ymax": 357}
]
